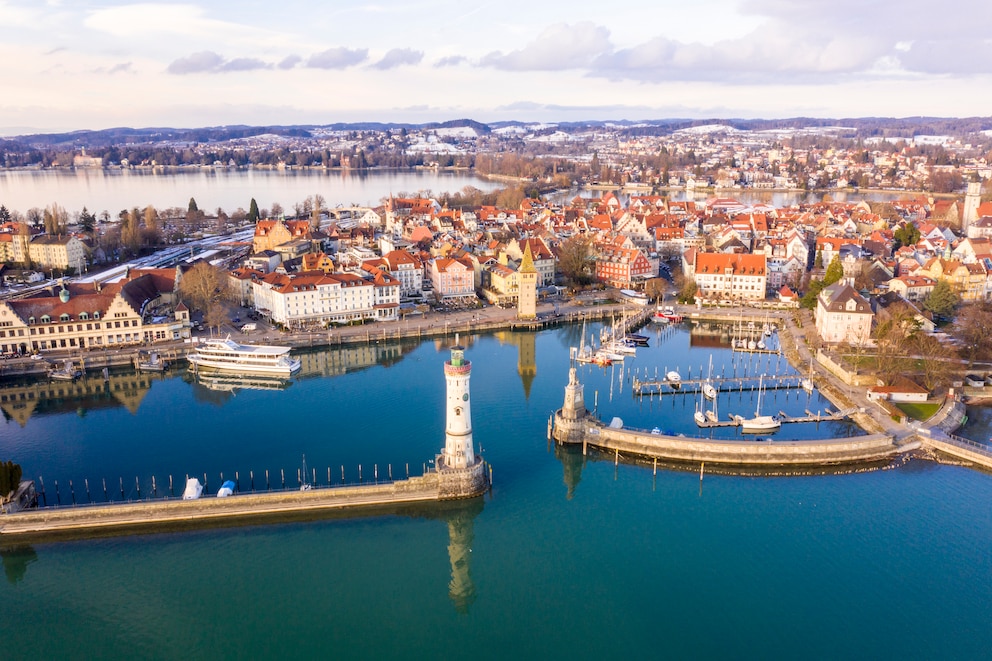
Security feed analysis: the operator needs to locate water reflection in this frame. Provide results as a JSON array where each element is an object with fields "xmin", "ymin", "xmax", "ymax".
[
  {"xmin": 442, "ymin": 499, "xmax": 484, "ymax": 614},
  {"xmin": 0, "ymin": 545, "xmax": 37, "ymax": 584},
  {"xmin": 555, "ymin": 444, "xmax": 585, "ymax": 500}
]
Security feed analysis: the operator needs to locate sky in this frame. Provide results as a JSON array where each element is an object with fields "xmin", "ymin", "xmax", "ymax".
[{"xmin": 1, "ymin": 0, "xmax": 990, "ymax": 134}]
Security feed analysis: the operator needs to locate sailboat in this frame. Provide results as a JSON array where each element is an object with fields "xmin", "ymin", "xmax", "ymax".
[
  {"xmin": 705, "ymin": 393, "xmax": 719, "ymax": 423},
  {"xmin": 300, "ymin": 454, "xmax": 312, "ymax": 491},
  {"xmin": 703, "ymin": 355, "xmax": 717, "ymax": 400},
  {"xmin": 740, "ymin": 374, "xmax": 781, "ymax": 433},
  {"xmin": 801, "ymin": 358, "xmax": 815, "ymax": 393},
  {"xmin": 694, "ymin": 385, "xmax": 706, "ymax": 426}
]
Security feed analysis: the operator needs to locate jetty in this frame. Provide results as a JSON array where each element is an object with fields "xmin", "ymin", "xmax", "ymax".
[
  {"xmin": 633, "ymin": 373, "xmax": 806, "ymax": 396},
  {"xmin": 0, "ymin": 464, "xmax": 489, "ymax": 540},
  {"xmin": 551, "ymin": 364, "xmax": 913, "ymax": 468}
]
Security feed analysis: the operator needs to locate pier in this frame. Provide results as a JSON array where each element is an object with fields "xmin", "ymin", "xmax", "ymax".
[
  {"xmin": 633, "ymin": 373, "xmax": 806, "ymax": 396},
  {"xmin": 690, "ymin": 406, "xmax": 859, "ymax": 428},
  {"xmin": 0, "ymin": 458, "xmax": 489, "ymax": 540}
]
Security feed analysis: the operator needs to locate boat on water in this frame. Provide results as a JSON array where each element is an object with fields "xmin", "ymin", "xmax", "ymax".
[
  {"xmin": 217, "ymin": 480, "xmax": 236, "ymax": 497},
  {"xmin": 187, "ymin": 336, "xmax": 301, "ymax": 376},
  {"xmin": 136, "ymin": 351, "xmax": 168, "ymax": 372},
  {"xmin": 666, "ymin": 370, "xmax": 681, "ymax": 387},
  {"xmin": 652, "ymin": 305, "xmax": 683, "ymax": 323},
  {"xmin": 702, "ymin": 355, "xmax": 716, "ymax": 399},
  {"xmin": 739, "ymin": 375, "xmax": 781, "ymax": 433},
  {"xmin": 624, "ymin": 333, "xmax": 650, "ymax": 346},
  {"xmin": 48, "ymin": 359, "xmax": 82, "ymax": 381},
  {"xmin": 182, "ymin": 478, "xmax": 203, "ymax": 500}
]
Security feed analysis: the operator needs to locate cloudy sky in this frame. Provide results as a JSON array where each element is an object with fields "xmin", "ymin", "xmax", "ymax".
[{"xmin": 2, "ymin": 0, "xmax": 989, "ymax": 133}]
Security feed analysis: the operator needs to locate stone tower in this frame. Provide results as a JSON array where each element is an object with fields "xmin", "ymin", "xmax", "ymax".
[
  {"xmin": 442, "ymin": 334, "xmax": 475, "ymax": 469},
  {"xmin": 963, "ymin": 181, "xmax": 982, "ymax": 234},
  {"xmin": 517, "ymin": 241, "xmax": 538, "ymax": 320}
]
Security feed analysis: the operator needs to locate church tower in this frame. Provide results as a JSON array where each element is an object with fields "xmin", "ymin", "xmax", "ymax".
[
  {"xmin": 517, "ymin": 241, "xmax": 538, "ymax": 320},
  {"xmin": 442, "ymin": 335, "xmax": 475, "ymax": 469},
  {"xmin": 963, "ymin": 181, "xmax": 982, "ymax": 235}
]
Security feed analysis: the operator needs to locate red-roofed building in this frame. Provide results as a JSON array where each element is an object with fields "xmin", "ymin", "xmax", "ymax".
[
  {"xmin": 687, "ymin": 252, "xmax": 767, "ymax": 301},
  {"xmin": 252, "ymin": 269, "xmax": 397, "ymax": 328},
  {"xmin": 429, "ymin": 256, "xmax": 475, "ymax": 301}
]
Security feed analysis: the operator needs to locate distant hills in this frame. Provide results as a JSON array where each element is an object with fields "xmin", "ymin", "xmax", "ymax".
[{"xmin": 3, "ymin": 116, "xmax": 991, "ymax": 150}]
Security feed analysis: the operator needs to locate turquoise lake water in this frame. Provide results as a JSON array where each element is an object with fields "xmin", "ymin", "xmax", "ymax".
[{"xmin": 1, "ymin": 324, "xmax": 990, "ymax": 659}]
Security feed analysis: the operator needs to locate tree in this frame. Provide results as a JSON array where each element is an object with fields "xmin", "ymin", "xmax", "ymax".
[
  {"xmin": 800, "ymin": 279, "xmax": 825, "ymax": 309},
  {"xmin": 822, "ymin": 255, "xmax": 844, "ymax": 287},
  {"xmin": 79, "ymin": 207, "xmax": 96, "ymax": 235},
  {"xmin": 952, "ymin": 301, "xmax": 992, "ymax": 365},
  {"xmin": 270, "ymin": 202, "xmax": 283, "ymax": 219},
  {"xmin": 0, "ymin": 460, "xmax": 22, "ymax": 501},
  {"xmin": 911, "ymin": 333, "xmax": 959, "ymax": 391},
  {"xmin": 814, "ymin": 249, "xmax": 824, "ymax": 269},
  {"xmin": 557, "ymin": 235, "xmax": 594, "ymax": 286},
  {"xmin": 248, "ymin": 198, "xmax": 260, "ymax": 222},
  {"xmin": 178, "ymin": 261, "xmax": 227, "ymax": 313},
  {"xmin": 893, "ymin": 223, "xmax": 921, "ymax": 249},
  {"xmin": 643, "ymin": 278, "xmax": 667, "ymax": 303},
  {"xmin": 923, "ymin": 279, "xmax": 959, "ymax": 319},
  {"xmin": 870, "ymin": 301, "xmax": 921, "ymax": 382},
  {"xmin": 676, "ymin": 277, "xmax": 697, "ymax": 304},
  {"xmin": 188, "ymin": 197, "xmax": 199, "ymax": 213},
  {"xmin": 0, "ymin": 205, "xmax": 10, "ymax": 223}
]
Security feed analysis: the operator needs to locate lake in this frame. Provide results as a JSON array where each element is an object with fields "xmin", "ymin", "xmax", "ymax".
[
  {"xmin": 0, "ymin": 168, "xmax": 500, "ymax": 217},
  {"xmin": 0, "ymin": 323, "xmax": 990, "ymax": 658}
]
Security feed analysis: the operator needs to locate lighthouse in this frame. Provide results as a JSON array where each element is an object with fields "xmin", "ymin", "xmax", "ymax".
[{"xmin": 442, "ymin": 334, "xmax": 475, "ymax": 469}]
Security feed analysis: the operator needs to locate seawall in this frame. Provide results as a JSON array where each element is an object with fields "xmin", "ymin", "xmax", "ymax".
[
  {"xmin": 0, "ymin": 460, "xmax": 489, "ymax": 540},
  {"xmin": 553, "ymin": 410, "xmax": 908, "ymax": 467}
]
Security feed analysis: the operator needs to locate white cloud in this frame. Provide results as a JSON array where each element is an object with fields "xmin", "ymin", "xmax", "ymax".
[
  {"xmin": 166, "ymin": 51, "xmax": 224, "ymax": 75},
  {"xmin": 481, "ymin": 22, "xmax": 612, "ymax": 71},
  {"xmin": 371, "ymin": 48, "xmax": 423, "ymax": 70},
  {"xmin": 306, "ymin": 47, "xmax": 369, "ymax": 69}
]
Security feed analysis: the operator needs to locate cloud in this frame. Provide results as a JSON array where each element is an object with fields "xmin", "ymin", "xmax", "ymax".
[
  {"xmin": 107, "ymin": 62, "xmax": 134, "ymax": 75},
  {"xmin": 306, "ymin": 47, "xmax": 368, "ymax": 69},
  {"xmin": 167, "ymin": 52, "xmax": 270, "ymax": 74},
  {"xmin": 219, "ymin": 57, "xmax": 270, "ymax": 72},
  {"xmin": 434, "ymin": 55, "xmax": 467, "ymax": 68},
  {"xmin": 278, "ymin": 55, "xmax": 302, "ymax": 70},
  {"xmin": 167, "ymin": 50, "xmax": 224, "ymax": 74},
  {"xmin": 481, "ymin": 22, "xmax": 612, "ymax": 71},
  {"xmin": 371, "ymin": 48, "xmax": 423, "ymax": 70}
]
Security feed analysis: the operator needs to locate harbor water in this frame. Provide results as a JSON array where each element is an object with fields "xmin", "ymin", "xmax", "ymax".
[{"xmin": 1, "ymin": 324, "xmax": 990, "ymax": 658}]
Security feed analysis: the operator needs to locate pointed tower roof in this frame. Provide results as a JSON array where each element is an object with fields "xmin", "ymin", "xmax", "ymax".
[{"xmin": 519, "ymin": 241, "xmax": 537, "ymax": 274}]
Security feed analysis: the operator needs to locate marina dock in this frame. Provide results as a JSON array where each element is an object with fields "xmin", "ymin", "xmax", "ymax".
[{"xmin": 633, "ymin": 373, "xmax": 806, "ymax": 396}]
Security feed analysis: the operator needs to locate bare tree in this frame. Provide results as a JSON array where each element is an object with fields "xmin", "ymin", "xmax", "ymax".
[{"xmin": 178, "ymin": 261, "xmax": 228, "ymax": 313}]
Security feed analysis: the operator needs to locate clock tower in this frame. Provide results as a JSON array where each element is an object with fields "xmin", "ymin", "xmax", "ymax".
[{"xmin": 442, "ymin": 334, "xmax": 475, "ymax": 469}]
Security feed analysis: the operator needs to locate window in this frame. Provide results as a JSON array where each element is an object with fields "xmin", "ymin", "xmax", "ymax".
[{"xmin": 41, "ymin": 315, "xmax": 51, "ymax": 323}]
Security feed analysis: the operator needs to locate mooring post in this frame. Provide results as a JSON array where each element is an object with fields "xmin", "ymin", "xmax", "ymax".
[
  {"xmin": 374, "ymin": 464, "xmax": 378, "ymax": 481},
  {"xmin": 55, "ymin": 480, "xmax": 61, "ymax": 505},
  {"xmin": 280, "ymin": 469, "xmax": 284, "ymax": 489},
  {"xmin": 653, "ymin": 458, "xmax": 657, "ymax": 476},
  {"xmin": 203, "ymin": 473, "xmax": 208, "ymax": 492},
  {"xmin": 85, "ymin": 478, "xmax": 91, "ymax": 503},
  {"xmin": 615, "ymin": 448, "xmax": 619, "ymax": 466},
  {"xmin": 312, "ymin": 468, "xmax": 316, "ymax": 486},
  {"xmin": 69, "ymin": 480, "xmax": 76, "ymax": 505},
  {"xmin": 266, "ymin": 469, "xmax": 270, "ymax": 490},
  {"xmin": 169, "ymin": 475, "xmax": 173, "ymax": 497},
  {"xmin": 151, "ymin": 476, "xmax": 156, "ymax": 497},
  {"xmin": 359, "ymin": 465, "xmax": 362, "ymax": 481},
  {"xmin": 119, "ymin": 477, "xmax": 124, "ymax": 500},
  {"xmin": 327, "ymin": 467, "xmax": 331, "ymax": 485},
  {"xmin": 250, "ymin": 470, "xmax": 254, "ymax": 492},
  {"xmin": 406, "ymin": 463, "xmax": 409, "ymax": 478},
  {"xmin": 135, "ymin": 476, "xmax": 141, "ymax": 499},
  {"xmin": 341, "ymin": 466, "xmax": 345, "ymax": 482},
  {"xmin": 102, "ymin": 478, "xmax": 108, "ymax": 502},
  {"xmin": 388, "ymin": 464, "xmax": 392, "ymax": 480},
  {"xmin": 297, "ymin": 468, "xmax": 301, "ymax": 487}
]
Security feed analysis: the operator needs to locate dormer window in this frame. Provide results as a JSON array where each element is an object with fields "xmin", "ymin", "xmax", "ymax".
[
  {"xmin": 60, "ymin": 314, "xmax": 70, "ymax": 322},
  {"xmin": 93, "ymin": 311, "xmax": 100, "ymax": 319},
  {"xmin": 41, "ymin": 315, "xmax": 51, "ymax": 323},
  {"xmin": 27, "ymin": 316, "xmax": 35, "ymax": 325},
  {"xmin": 80, "ymin": 312, "xmax": 88, "ymax": 320}
]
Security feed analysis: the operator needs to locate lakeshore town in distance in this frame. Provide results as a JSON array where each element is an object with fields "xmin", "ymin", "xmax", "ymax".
[{"xmin": 1, "ymin": 118, "xmax": 992, "ymax": 519}]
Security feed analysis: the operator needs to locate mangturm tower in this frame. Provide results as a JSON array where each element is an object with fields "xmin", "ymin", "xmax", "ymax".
[
  {"xmin": 517, "ymin": 241, "xmax": 538, "ymax": 320},
  {"xmin": 442, "ymin": 334, "xmax": 476, "ymax": 469}
]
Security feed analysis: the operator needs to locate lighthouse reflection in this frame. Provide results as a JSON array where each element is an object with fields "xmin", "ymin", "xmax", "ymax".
[{"xmin": 438, "ymin": 498, "xmax": 484, "ymax": 614}]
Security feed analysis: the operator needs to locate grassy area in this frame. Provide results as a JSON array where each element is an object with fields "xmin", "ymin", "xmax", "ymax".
[{"xmin": 894, "ymin": 401, "xmax": 941, "ymax": 421}]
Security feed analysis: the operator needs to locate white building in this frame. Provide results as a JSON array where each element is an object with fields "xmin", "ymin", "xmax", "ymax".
[
  {"xmin": 252, "ymin": 271, "xmax": 399, "ymax": 328},
  {"xmin": 815, "ymin": 282, "xmax": 873, "ymax": 345}
]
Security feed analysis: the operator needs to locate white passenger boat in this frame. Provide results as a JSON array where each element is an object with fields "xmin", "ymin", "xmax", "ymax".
[
  {"xmin": 619, "ymin": 289, "xmax": 649, "ymax": 305},
  {"xmin": 187, "ymin": 336, "xmax": 302, "ymax": 376}
]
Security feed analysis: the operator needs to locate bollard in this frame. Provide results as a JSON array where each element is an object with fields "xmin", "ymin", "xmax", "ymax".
[
  {"xmin": 203, "ymin": 473, "xmax": 208, "ymax": 492},
  {"xmin": 359, "ymin": 465, "xmax": 362, "ymax": 481},
  {"xmin": 152, "ymin": 476, "xmax": 156, "ymax": 498},
  {"xmin": 388, "ymin": 464, "xmax": 392, "ymax": 480},
  {"xmin": 266, "ymin": 469, "xmax": 270, "ymax": 490},
  {"xmin": 136, "ymin": 476, "xmax": 141, "ymax": 499},
  {"xmin": 70, "ymin": 480, "xmax": 76, "ymax": 505},
  {"xmin": 297, "ymin": 468, "xmax": 301, "ymax": 487},
  {"xmin": 281, "ymin": 469, "xmax": 285, "ymax": 489},
  {"xmin": 341, "ymin": 466, "xmax": 345, "ymax": 482},
  {"xmin": 55, "ymin": 480, "xmax": 61, "ymax": 505},
  {"xmin": 374, "ymin": 464, "xmax": 378, "ymax": 481},
  {"xmin": 103, "ymin": 478, "xmax": 108, "ymax": 502},
  {"xmin": 327, "ymin": 467, "xmax": 331, "ymax": 485},
  {"xmin": 250, "ymin": 470, "xmax": 254, "ymax": 493},
  {"xmin": 120, "ymin": 477, "xmax": 124, "ymax": 500},
  {"xmin": 85, "ymin": 478, "xmax": 91, "ymax": 503},
  {"xmin": 312, "ymin": 468, "xmax": 316, "ymax": 487},
  {"xmin": 406, "ymin": 463, "xmax": 409, "ymax": 478},
  {"xmin": 169, "ymin": 475, "xmax": 173, "ymax": 497}
]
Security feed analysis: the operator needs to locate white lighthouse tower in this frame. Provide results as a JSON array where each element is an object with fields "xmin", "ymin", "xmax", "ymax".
[{"xmin": 442, "ymin": 334, "xmax": 475, "ymax": 469}]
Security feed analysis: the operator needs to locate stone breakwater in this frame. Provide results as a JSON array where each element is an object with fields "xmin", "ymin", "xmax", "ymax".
[
  {"xmin": 0, "ymin": 459, "xmax": 489, "ymax": 540},
  {"xmin": 552, "ymin": 410, "xmax": 912, "ymax": 467}
]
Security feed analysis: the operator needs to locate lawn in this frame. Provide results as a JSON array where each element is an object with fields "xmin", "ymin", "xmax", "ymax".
[{"xmin": 894, "ymin": 401, "xmax": 941, "ymax": 421}]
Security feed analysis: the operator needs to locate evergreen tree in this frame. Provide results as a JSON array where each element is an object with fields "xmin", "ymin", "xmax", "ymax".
[
  {"xmin": 248, "ymin": 198, "xmax": 260, "ymax": 223},
  {"xmin": 823, "ymin": 255, "xmax": 844, "ymax": 286},
  {"xmin": 801, "ymin": 280, "xmax": 825, "ymax": 309},
  {"xmin": 0, "ymin": 205, "xmax": 10, "ymax": 223},
  {"xmin": 188, "ymin": 197, "xmax": 199, "ymax": 213},
  {"xmin": 923, "ymin": 279, "xmax": 960, "ymax": 319}
]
